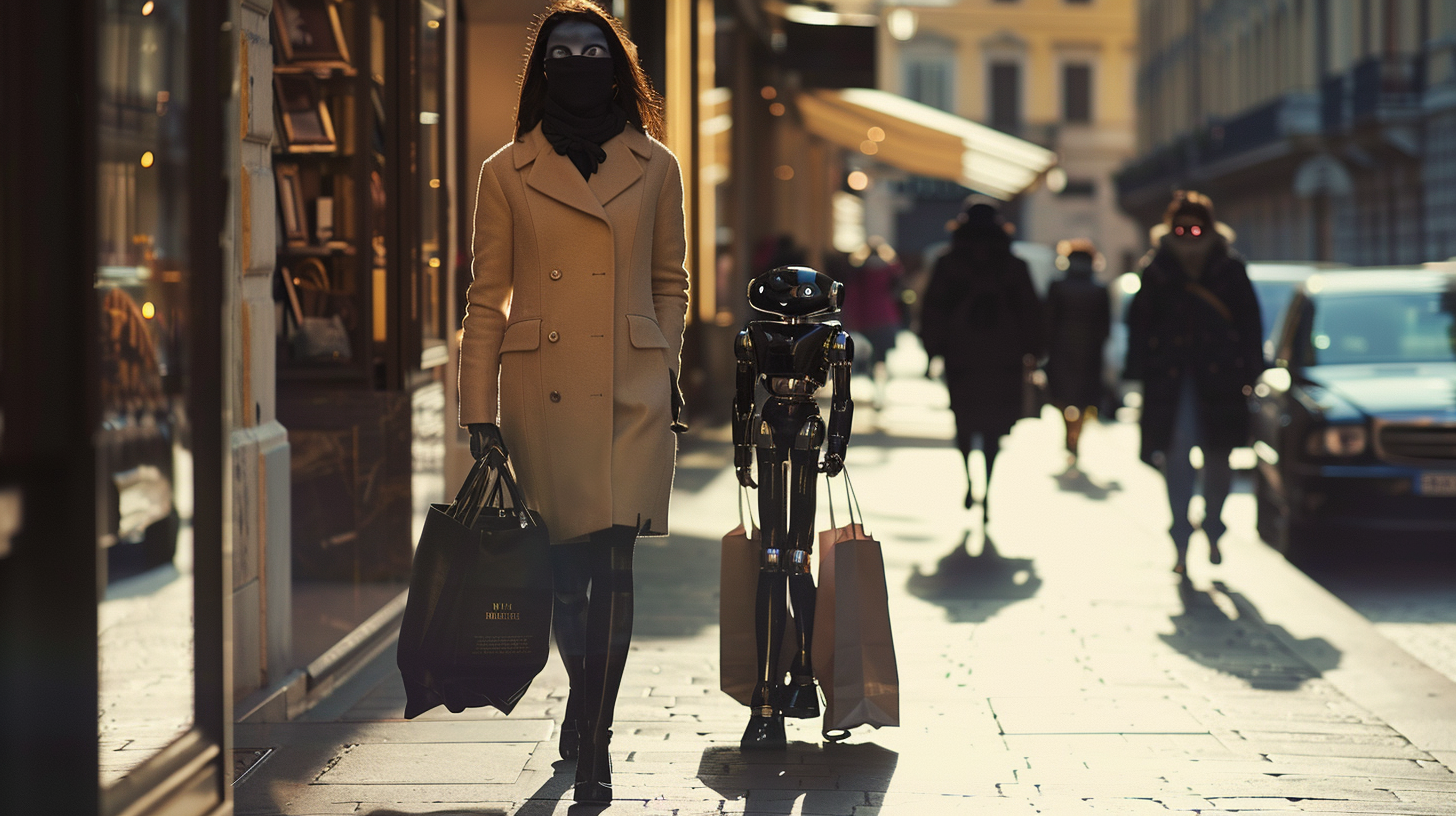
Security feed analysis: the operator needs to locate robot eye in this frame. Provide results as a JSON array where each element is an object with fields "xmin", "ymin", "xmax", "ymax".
[{"xmin": 800, "ymin": 285, "xmax": 816, "ymax": 297}]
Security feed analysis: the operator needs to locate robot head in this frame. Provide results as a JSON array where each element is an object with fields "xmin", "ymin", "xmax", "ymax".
[{"xmin": 747, "ymin": 266, "xmax": 843, "ymax": 319}]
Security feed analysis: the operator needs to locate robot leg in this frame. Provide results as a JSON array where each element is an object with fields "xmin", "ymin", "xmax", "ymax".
[
  {"xmin": 743, "ymin": 418, "xmax": 791, "ymax": 749},
  {"xmin": 782, "ymin": 420, "xmax": 823, "ymax": 719}
]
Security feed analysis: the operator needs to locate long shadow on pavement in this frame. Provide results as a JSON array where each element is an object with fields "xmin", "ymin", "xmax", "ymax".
[
  {"xmin": 696, "ymin": 741, "xmax": 898, "ymax": 814},
  {"xmin": 1160, "ymin": 577, "xmax": 1340, "ymax": 691},
  {"xmin": 906, "ymin": 532, "xmax": 1042, "ymax": 624},
  {"xmin": 1052, "ymin": 464, "xmax": 1123, "ymax": 500},
  {"xmin": 633, "ymin": 533, "xmax": 723, "ymax": 638},
  {"xmin": 509, "ymin": 759, "xmax": 578, "ymax": 816}
]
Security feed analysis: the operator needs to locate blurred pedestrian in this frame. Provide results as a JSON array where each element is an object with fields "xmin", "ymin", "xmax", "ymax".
[
  {"xmin": 1044, "ymin": 239, "xmax": 1111, "ymax": 468},
  {"xmin": 920, "ymin": 203, "xmax": 1044, "ymax": 521},
  {"xmin": 840, "ymin": 236, "xmax": 906, "ymax": 409},
  {"xmin": 1124, "ymin": 191, "xmax": 1263, "ymax": 574}
]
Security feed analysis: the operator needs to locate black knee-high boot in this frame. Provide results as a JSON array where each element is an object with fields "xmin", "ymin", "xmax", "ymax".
[
  {"xmin": 549, "ymin": 543, "xmax": 590, "ymax": 760},
  {"xmin": 982, "ymin": 434, "xmax": 1001, "ymax": 524},
  {"xmin": 741, "ymin": 567, "xmax": 789, "ymax": 748},
  {"xmin": 781, "ymin": 570, "xmax": 819, "ymax": 718},
  {"xmin": 575, "ymin": 527, "xmax": 636, "ymax": 804}
]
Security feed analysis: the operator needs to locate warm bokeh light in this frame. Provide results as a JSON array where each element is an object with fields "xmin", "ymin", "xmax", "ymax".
[
  {"xmin": 428, "ymin": 257, "xmax": 441, "ymax": 268},
  {"xmin": 429, "ymin": 178, "xmax": 441, "ymax": 188},
  {"xmin": 847, "ymin": 171, "xmax": 869, "ymax": 191},
  {"xmin": 859, "ymin": 140, "xmax": 878, "ymax": 155},
  {"xmin": 426, "ymin": 19, "xmax": 440, "ymax": 29},
  {"xmin": 886, "ymin": 8, "xmax": 917, "ymax": 41},
  {"xmin": 760, "ymin": 86, "xmax": 777, "ymax": 100},
  {"xmin": 867, "ymin": 127, "xmax": 885, "ymax": 142},
  {"xmin": 141, "ymin": 0, "xmax": 154, "ymax": 15},
  {"xmin": 769, "ymin": 102, "xmax": 785, "ymax": 117},
  {"xmin": 140, "ymin": 151, "xmax": 155, "ymax": 168},
  {"xmin": 1045, "ymin": 166, "xmax": 1068, "ymax": 193},
  {"xmin": 774, "ymin": 165, "xmax": 795, "ymax": 181},
  {"xmin": 141, "ymin": 301, "xmax": 156, "ymax": 319}
]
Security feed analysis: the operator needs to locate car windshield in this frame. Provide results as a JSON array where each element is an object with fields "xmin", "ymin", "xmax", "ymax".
[{"xmin": 1309, "ymin": 290, "xmax": 1456, "ymax": 365}]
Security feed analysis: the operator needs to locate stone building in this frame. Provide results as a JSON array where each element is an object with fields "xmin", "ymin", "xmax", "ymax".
[{"xmin": 1118, "ymin": 0, "xmax": 1456, "ymax": 265}]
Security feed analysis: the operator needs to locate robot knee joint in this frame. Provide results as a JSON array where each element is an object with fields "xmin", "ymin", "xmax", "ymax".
[
  {"xmin": 787, "ymin": 548, "xmax": 812, "ymax": 574},
  {"xmin": 760, "ymin": 547, "xmax": 790, "ymax": 572}
]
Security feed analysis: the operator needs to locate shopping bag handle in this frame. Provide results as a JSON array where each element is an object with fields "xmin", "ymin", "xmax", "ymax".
[
  {"xmin": 449, "ymin": 449, "xmax": 538, "ymax": 529},
  {"xmin": 737, "ymin": 483, "xmax": 758, "ymax": 533},
  {"xmin": 824, "ymin": 465, "xmax": 863, "ymax": 531}
]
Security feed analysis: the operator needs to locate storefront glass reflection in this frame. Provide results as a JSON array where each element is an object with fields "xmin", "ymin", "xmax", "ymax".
[{"xmin": 95, "ymin": 0, "xmax": 196, "ymax": 787}]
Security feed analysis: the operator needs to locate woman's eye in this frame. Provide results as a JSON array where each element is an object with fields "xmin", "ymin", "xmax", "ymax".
[
  {"xmin": 548, "ymin": 46, "xmax": 568, "ymax": 58},
  {"xmin": 585, "ymin": 44, "xmax": 607, "ymax": 57}
]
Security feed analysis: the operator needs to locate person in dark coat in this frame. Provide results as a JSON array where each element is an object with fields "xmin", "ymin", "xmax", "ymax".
[
  {"xmin": 920, "ymin": 202, "xmax": 1043, "ymax": 521},
  {"xmin": 1045, "ymin": 239, "xmax": 1111, "ymax": 466},
  {"xmin": 1124, "ymin": 191, "xmax": 1263, "ymax": 573}
]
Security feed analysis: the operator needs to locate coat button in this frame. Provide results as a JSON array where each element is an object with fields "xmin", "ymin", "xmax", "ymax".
[
  {"xmin": 548, "ymin": 331, "xmax": 560, "ymax": 343},
  {"xmin": 550, "ymin": 269, "xmax": 561, "ymax": 280},
  {"xmin": 550, "ymin": 391, "xmax": 561, "ymax": 402}
]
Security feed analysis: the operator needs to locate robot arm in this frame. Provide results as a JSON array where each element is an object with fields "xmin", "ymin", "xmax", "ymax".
[
  {"xmin": 733, "ymin": 328, "xmax": 758, "ymax": 488},
  {"xmin": 823, "ymin": 330, "xmax": 854, "ymax": 475}
]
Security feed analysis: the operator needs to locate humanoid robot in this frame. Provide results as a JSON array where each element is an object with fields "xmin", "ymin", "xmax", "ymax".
[{"xmin": 733, "ymin": 265, "xmax": 854, "ymax": 748}]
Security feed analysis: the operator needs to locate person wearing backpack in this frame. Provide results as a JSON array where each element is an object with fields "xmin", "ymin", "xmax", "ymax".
[
  {"xmin": 1124, "ymin": 191, "xmax": 1263, "ymax": 573},
  {"xmin": 919, "ymin": 202, "xmax": 1043, "ymax": 521}
]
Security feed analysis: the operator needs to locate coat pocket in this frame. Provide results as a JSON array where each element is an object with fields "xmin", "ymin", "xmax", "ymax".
[
  {"xmin": 500, "ymin": 319, "xmax": 541, "ymax": 353},
  {"xmin": 626, "ymin": 314, "xmax": 669, "ymax": 350}
]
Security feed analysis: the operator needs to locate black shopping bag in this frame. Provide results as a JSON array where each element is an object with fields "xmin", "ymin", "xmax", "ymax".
[{"xmin": 397, "ymin": 450, "xmax": 552, "ymax": 718}]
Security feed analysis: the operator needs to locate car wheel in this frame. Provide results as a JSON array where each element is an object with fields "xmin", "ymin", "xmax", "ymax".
[{"xmin": 142, "ymin": 509, "xmax": 180, "ymax": 569}]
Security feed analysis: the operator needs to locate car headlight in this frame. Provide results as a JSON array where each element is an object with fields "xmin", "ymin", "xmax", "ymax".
[{"xmin": 1305, "ymin": 424, "xmax": 1368, "ymax": 458}]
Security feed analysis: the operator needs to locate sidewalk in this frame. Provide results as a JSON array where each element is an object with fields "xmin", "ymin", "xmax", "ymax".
[{"xmin": 236, "ymin": 341, "xmax": 1456, "ymax": 816}]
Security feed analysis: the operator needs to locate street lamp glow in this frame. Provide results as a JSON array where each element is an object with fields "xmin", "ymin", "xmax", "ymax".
[
  {"xmin": 140, "ymin": 151, "xmax": 155, "ymax": 168},
  {"xmin": 887, "ymin": 8, "xmax": 917, "ymax": 41},
  {"xmin": 847, "ymin": 171, "xmax": 869, "ymax": 191},
  {"xmin": 141, "ymin": 1, "xmax": 154, "ymax": 15},
  {"xmin": 141, "ymin": 301, "xmax": 156, "ymax": 319}
]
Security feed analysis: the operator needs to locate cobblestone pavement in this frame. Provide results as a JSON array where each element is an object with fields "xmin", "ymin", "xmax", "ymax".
[{"xmin": 236, "ymin": 342, "xmax": 1456, "ymax": 816}]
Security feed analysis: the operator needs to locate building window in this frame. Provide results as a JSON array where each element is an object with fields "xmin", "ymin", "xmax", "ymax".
[
  {"xmin": 989, "ymin": 61, "xmax": 1021, "ymax": 133},
  {"xmin": 906, "ymin": 60, "xmax": 953, "ymax": 110},
  {"xmin": 902, "ymin": 36, "xmax": 956, "ymax": 112},
  {"xmin": 1062, "ymin": 62, "xmax": 1093, "ymax": 123},
  {"xmin": 1058, "ymin": 178, "xmax": 1097, "ymax": 197}
]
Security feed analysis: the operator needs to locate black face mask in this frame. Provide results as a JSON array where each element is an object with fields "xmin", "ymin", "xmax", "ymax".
[
  {"xmin": 540, "ymin": 55, "xmax": 627, "ymax": 179},
  {"xmin": 544, "ymin": 55, "xmax": 615, "ymax": 116}
]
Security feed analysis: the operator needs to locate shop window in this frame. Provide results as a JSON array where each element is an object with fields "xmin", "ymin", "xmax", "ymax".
[{"xmin": 1063, "ymin": 62, "xmax": 1093, "ymax": 123}]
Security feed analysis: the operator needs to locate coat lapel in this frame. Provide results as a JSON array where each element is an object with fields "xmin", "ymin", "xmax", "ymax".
[
  {"xmin": 519, "ymin": 127, "xmax": 605, "ymax": 220},
  {"xmin": 588, "ymin": 128, "xmax": 648, "ymax": 206}
]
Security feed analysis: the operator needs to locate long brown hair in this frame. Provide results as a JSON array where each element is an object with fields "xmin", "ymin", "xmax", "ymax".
[{"xmin": 515, "ymin": 0, "xmax": 665, "ymax": 141}]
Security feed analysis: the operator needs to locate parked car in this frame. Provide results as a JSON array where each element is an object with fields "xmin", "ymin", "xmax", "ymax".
[
  {"xmin": 1245, "ymin": 262, "xmax": 1346, "ymax": 361},
  {"xmin": 1251, "ymin": 266, "xmax": 1456, "ymax": 559}
]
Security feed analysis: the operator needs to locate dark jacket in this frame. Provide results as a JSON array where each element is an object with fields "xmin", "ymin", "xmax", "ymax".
[
  {"xmin": 1045, "ymin": 257, "xmax": 1110, "ymax": 410},
  {"xmin": 1124, "ymin": 236, "xmax": 1263, "ymax": 465},
  {"xmin": 921, "ymin": 224, "xmax": 1043, "ymax": 439}
]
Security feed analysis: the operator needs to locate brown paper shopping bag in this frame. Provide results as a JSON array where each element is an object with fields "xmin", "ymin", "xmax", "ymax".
[
  {"xmin": 720, "ymin": 488, "xmax": 795, "ymax": 705},
  {"xmin": 812, "ymin": 470, "xmax": 899, "ymax": 739}
]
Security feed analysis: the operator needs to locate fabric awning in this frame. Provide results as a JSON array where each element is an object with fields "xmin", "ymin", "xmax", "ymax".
[{"xmin": 795, "ymin": 88, "xmax": 1058, "ymax": 200}]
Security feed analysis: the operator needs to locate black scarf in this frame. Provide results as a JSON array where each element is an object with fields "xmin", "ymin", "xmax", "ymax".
[{"xmin": 542, "ymin": 56, "xmax": 627, "ymax": 179}]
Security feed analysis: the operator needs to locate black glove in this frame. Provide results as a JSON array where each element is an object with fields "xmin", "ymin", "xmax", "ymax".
[
  {"xmin": 468, "ymin": 423, "xmax": 507, "ymax": 461},
  {"xmin": 669, "ymin": 369, "xmax": 688, "ymax": 434}
]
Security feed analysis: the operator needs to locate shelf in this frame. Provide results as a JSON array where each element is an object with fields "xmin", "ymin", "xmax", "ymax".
[
  {"xmin": 273, "ymin": 63, "xmax": 358, "ymax": 78},
  {"xmin": 280, "ymin": 244, "xmax": 357, "ymax": 257}
]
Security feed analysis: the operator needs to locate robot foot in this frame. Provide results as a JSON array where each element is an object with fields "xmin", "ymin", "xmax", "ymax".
[
  {"xmin": 740, "ymin": 709, "xmax": 787, "ymax": 749},
  {"xmin": 780, "ymin": 678, "xmax": 820, "ymax": 719}
]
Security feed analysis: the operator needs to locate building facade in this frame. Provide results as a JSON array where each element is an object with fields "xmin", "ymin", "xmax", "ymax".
[
  {"xmin": 870, "ymin": 0, "xmax": 1143, "ymax": 276},
  {"xmin": 1118, "ymin": 0, "xmax": 1456, "ymax": 265}
]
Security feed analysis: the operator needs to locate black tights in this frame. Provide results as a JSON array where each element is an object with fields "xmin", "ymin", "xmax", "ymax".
[
  {"xmin": 550, "ymin": 525, "xmax": 636, "ymax": 735},
  {"xmin": 957, "ymin": 430, "xmax": 1000, "ymax": 519}
]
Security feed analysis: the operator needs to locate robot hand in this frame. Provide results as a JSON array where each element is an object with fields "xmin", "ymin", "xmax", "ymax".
[
  {"xmin": 820, "ymin": 452, "xmax": 844, "ymax": 476},
  {"xmin": 734, "ymin": 447, "xmax": 757, "ymax": 488},
  {"xmin": 468, "ymin": 423, "xmax": 509, "ymax": 462}
]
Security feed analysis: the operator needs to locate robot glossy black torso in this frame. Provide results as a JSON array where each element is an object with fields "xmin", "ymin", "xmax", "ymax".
[{"xmin": 746, "ymin": 321, "xmax": 838, "ymax": 398}]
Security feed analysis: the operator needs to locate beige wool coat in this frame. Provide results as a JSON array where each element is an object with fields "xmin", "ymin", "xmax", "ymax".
[{"xmin": 458, "ymin": 124, "xmax": 689, "ymax": 542}]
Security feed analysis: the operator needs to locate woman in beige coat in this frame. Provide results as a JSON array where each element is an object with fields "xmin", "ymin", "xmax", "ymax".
[{"xmin": 457, "ymin": 0, "xmax": 688, "ymax": 804}]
